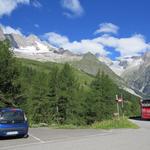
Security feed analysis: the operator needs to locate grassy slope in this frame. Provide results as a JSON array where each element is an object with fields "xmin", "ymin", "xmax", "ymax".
[
  {"xmin": 18, "ymin": 53, "xmax": 126, "ymax": 89},
  {"xmin": 91, "ymin": 117, "xmax": 139, "ymax": 129},
  {"xmin": 17, "ymin": 58, "xmax": 94, "ymax": 89},
  {"xmin": 31, "ymin": 117, "xmax": 139, "ymax": 129},
  {"xmin": 18, "ymin": 58, "xmax": 140, "ymax": 97}
]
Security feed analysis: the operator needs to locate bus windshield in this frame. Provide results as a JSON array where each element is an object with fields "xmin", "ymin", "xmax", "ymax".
[
  {"xmin": 0, "ymin": 111, "xmax": 25, "ymax": 124},
  {"xmin": 141, "ymin": 100, "xmax": 150, "ymax": 107}
]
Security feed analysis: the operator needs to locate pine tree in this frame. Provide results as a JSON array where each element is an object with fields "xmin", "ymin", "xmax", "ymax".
[
  {"xmin": 85, "ymin": 71, "xmax": 103, "ymax": 124},
  {"xmin": 56, "ymin": 63, "xmax": 79, "ymax": 124},
  {"xmin": 85, "ymin": 71, "xmax": 118, "ymax": 124},
  {"xmin": 47, "ymin": 66, "xmax": 59, "ymax": 123},
  {"xmin": 0, "ymin": 40, "xmax": 21, "ymax": 107},
  {"xmin": 99, "ymin": 72, "xmax": 117, "ymax": 119},
  {"xmin": 29, "ymin": 72, "xmax": 50, "ymax": 124}
]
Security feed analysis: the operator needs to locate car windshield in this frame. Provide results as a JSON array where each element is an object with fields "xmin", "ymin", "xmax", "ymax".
[{"xmin": 0, "ymin": 110, "xmax": 25, "ymax": 124}]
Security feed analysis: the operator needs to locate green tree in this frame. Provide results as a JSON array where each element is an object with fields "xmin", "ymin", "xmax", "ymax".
[
  {"xmin": 47, "ymin": 66, "xmax": 59, "ymax": 123},
  {"xmin": 29, "ymin": 72, "xmax": 50, "ymax": 124},
  {"xmin": 56, "ymin": 63, "xmax": 79, "ymax": 124},
  {"xmin": 85, "ymin": 71, "xmax": 118, "ymax": 124},
  {"xmin": 0, "ymin": 40, "xmax": 21, "ymax": 107}
]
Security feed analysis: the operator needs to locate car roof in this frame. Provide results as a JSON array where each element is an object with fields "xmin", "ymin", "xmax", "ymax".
[{"xmin": 0, "ymin": 108, "xmax": 23, "ymax": 112}]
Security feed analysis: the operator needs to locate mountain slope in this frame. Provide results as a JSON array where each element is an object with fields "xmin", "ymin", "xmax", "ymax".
[
  {"xmin": 0, "ymin": 27, "xmax": 142, "ymax": 96},
  {"xmin": 17, "ymin": 57, "xmax": 94, "ymax": 91},
  {"xmin": 122, "ymin": 51, "xmax": 150, "ymax": 96},
  {"xmin": 18, "ymin": 57, "xmax": 139, "ymax": 97},
  {"xmin": 71, "ymin": 52, "xmax": 126, "ymax": 86}
]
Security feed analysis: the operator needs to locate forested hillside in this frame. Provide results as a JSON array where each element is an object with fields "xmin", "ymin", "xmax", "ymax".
[{"xmin": 0, "ymin": 41, "xmax": 140, "ymax": 125}]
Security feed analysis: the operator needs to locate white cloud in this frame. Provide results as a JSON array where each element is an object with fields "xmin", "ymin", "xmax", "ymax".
[
  {"xmin": 0, "ymin": 21, "xmax": 145, "ymax": 59},
  {"xmin": 44, "ymin": 31, "xmax": 150, "ymax": 58},
  {"xmin": 44, "ymin": 32, "xmax": 69, "ymax": 47},
  {"xmin": 117, "ymin": 35, "xmax": 149, "ymax": 56},
  {"xmin": 95, "ymin": 23, "xmax": 119, "ymax": 35},
  {"xmin": 63, "ymin": 40, "xmax": 108, "ymax": 55},
  {"xmin": 61, "ymin": 0, "xmax": 84, "ymax": 18},
  {"xmin": 32, "ymin": 0, "xmax": 42, "ymax": 8},
  {"xmin": 95, "ymin": 34, "xmax": 150, "ymax": 57},
  {"xmin": 0, "ymin": 0, "xmax": 30, "ymax": 17},
  {"xmin": 0, "ymin": 24, "xmax": 22, "ymax": 35},
  {"xmin": 44, "ymin": 32, "xmax": 108, "ymax": 55}
]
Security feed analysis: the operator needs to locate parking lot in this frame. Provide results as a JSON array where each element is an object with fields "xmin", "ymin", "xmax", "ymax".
[
  {"xmin": 0, "ymin": 128, "xmax": 112, "ymax": 150},
  {"xmin": 0, "ymin": 119, "xmax": 150, "ymax": 150}
]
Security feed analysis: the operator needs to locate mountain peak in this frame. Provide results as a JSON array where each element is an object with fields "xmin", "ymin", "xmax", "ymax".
[
  {"xmin": 83, "ymin": 52, "xmax": 97, "ymax": 60},
  {"xmin": 10, "ymin": 33, "xmax": 27, "ymax": 47},
  {"xmin": 27, "ymin": 34, "xmax": 40, "ymax": 42},
  {"xmin": 143, "ymin": 51, "xmax": 150, "ymax": 61}
]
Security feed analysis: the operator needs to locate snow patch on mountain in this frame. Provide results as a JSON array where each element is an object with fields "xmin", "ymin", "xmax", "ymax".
[
  {"xmin": 107, "ymin": 57, "xmax": 143, "ymax": 76},
  {"xmin": 14, "ymin": 50, "xmax": 82, "ymax": 62},
  {"xmin": 110, "ymin": 61, "xmax": 124, "ymax": 76}
]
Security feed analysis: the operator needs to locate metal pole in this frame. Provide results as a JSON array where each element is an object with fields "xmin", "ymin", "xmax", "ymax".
[
  {"xmin": 116, "ymin": 95, "xmax": 120, "ymax": 118},
  {"xmin": 121, "ymin": 94, "xmax": 124, "ymax": 118},
  {"xmin": 117, "ymin": 102, "xmax": 119, "ymax": 118}
]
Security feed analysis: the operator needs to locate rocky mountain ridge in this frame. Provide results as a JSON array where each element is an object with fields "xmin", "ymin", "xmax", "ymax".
[
  {"xmin": 121, "ymin": 51, "xmax": 150, "ymax": 96},
  {"xmin": 0, "ymin": 27, "xmax": 82, "ymax": 62}
]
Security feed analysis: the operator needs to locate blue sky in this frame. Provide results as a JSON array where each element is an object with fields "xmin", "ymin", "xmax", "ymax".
[{"xmin": 0, "ymin": 0, "xmax": 150, "ymax": 59}]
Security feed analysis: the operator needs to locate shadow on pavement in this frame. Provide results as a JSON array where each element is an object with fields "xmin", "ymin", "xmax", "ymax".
[
  {"xmin": 130, "ymin": 116, "xmax": 150, "ymax": 121},
  {"xmin": 0, "ymin": 135, "xmax": 28, "ymax": 140}
]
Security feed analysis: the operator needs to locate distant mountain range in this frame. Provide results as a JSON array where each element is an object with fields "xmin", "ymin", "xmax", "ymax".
[
  {"xmin": 121, "ymin": 52, "xmax": 150, "ymax": 96},
  {"xmin": 0, "ymin": 27, "xmax": 81, "ymax": 62},
  {"xmin": 0, "ymin": 27, "xmax": 149, "ymax": 97}
]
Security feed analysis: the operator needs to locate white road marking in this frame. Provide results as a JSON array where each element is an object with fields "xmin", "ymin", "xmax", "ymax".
[
  {"xmin": 29, "ymin": 133, "xmax": 45, "ymax": 143},
  {"xmin": 0, "ymin": 131, "xmax": 113, "ymax": 150}
]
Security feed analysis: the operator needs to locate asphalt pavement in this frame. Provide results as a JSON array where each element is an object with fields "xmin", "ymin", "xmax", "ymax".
[{"xmin": 0, "ymin": 119, "xmax": 150, "ymax": 150}]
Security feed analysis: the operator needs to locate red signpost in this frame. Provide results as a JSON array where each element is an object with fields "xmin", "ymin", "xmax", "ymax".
[{"xmin": 115, "ymin": 95, "xmax": 124, "ymax": 118}]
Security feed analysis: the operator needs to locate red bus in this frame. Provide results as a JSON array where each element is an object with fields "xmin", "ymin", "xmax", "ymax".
[{"xmin": 141, "ymin": 99, "xmax": 150, "ymax": 119}]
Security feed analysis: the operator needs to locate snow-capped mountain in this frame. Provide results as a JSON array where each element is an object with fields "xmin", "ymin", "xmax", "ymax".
[
  {"xmin": 8, "ymin": 33, "xmax": 54, "ymax": 53},
  {"xmin": 3, "ymin": 26, "xmax": 143, "ymax": 79},
  {"xmin": 110, "ymin": 56, "xmax": 143, "ymax": 76},
  {"xmin": 96, "ymin": 54, "xmax": 143, "ymax": 76},
  {"xmin": 0, "ymin": 26, "xmax": 143, "ymax": 73},
  {"xmin": 95, "ymin": 52, "xmax": 149, "ymax": 96},
  {"xmin": 0, "ymin": 27, "xmax": 81, "ymax": 62},
  {"xmin": 0, "ymin": 29, "xmax": 143, "ymax": 96},
  {"xmin": 120, "ymin": 52, "xmax": 150, "ymax": 96}
]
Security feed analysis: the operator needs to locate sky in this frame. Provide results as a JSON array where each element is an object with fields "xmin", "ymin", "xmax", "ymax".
[{"xmin": 0, "ymin": 0, "xmax": 150, "ymax": 60}]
